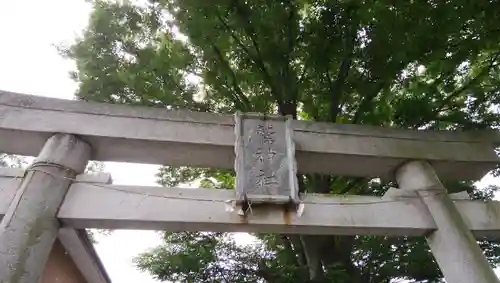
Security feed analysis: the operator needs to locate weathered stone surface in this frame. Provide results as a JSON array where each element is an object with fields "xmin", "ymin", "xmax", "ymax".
[
  {"xmin": 396, "ymin": 161, "xmax": 500, "ymax": 283},
  {"xmin": 0, "ymin": 134, "xmax": 90, "ymax": 283},
  {"xmin": 0, "ymin": 90, "xmax": 498, "ymax": 180},
  {"xmin": 235, "ymin": 113, "xmax": 298, "ymax": 203}
]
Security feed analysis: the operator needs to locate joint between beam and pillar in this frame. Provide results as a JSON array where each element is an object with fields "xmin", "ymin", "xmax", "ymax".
[
  {"xmin": 395, "ymin": 160, "xmax": 500, "ymax": 283},
  {"xmin": 0, "ymin": 133, "xmax": 91, "ymax": 283}
]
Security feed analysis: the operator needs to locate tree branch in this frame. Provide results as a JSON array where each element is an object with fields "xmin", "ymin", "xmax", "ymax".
[
  {"xmin": 285, "ymin": 2, "xmax": 296, "ymax": 56},
  {"xmin": 280, "ymin": 1, "xmax": 300, "ymax": 112},
  {"xmin": 230, "ymin": 0, "xmax": 281, "ymax": 104},
  {"xmin": 288, "ymin": 235, "xmax": 308, "ymax": 268},
  {"xmin": 280, "ymin": 234, "xmax": 309, "ymax": 281},
  {"xmin": 214, "ymin": 12, "xmax": 255, "ymax": 63},
  {"xmin": 300, "ymin": 235, "xmax": 325, "ymax": 280},
  {"xmin": 352, "ymin": 80, "xmax": 386, "ymax": 124},
  {"xmin": 328, "ymin": 5, "xmax": 358, "ymax": 123},
  {"xmin": 339, "ymin": 177, "xmax": 366, "ymax": 195},
  {"xmin": 320, "ymin": 235, "xmax": 364, "ymax": 283},
  {"xmin": 256, "ymin": 261, "xmax": 283, "ymax": 282},
  {"xmin": 210, "ymin": 44, "xmax": 252, "ymax": 111},
  {"xmin": 413, "ymin": 51, "xmax": 500, "ymax": 129},
  {"xmin": 438, "ymin": 51, "xmax": 500, "ymax": 111},
  {"xmin": 214, "ymin": 255, "xmax": 230, "ymax": 282},
  {"xmin": 161, "ymin": 74, "xmax": 187, "ymax": 97},
  {"xmin": 297, "ymin": 62, "xmax": 309, "ymax": 85}
]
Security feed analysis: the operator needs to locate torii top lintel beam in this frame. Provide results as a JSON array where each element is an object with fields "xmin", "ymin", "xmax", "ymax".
[{"xmin": 0, "ymin": 90, "xmax": 498, "ymax": 180}]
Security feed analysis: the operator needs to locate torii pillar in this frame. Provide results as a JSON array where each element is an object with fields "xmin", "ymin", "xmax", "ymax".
[
  {"xmin": 396, "ymin": 160, "xmax": 500, "ymax": 283},
  {"xmin": 0, "ymin": 134, "xmax": 90, "ymax": 283}
]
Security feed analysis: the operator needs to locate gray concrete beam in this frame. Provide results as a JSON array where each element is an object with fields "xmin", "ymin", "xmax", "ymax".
[
  {"xmin": 1, "ymin": 90, "xmax": 499, "ymax": 180},
  {"xmin": 58, "ymin": 228, "xmax": 110, "ymax": 283},
  {"xmin": 57, "ymin": 183, "xmax": 435, "ymax": 236},
  {"xmin": 53, "ymin": 182, "xmax": 500, "ymax": 238},
  {"xmin": 57, "ymin": 173, "xmax": 112, "ymax": 283},
  {"xmin": 2, "ymin": 175, "xmax": 500, "ymax": 237}
]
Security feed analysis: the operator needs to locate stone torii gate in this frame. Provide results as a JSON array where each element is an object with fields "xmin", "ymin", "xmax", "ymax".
[{"xmin": 0, "ymin": 90, "xmax": 500, "ymax": 283}]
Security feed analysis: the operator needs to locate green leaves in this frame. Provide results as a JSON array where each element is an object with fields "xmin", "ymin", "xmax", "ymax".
[
  {"xmin": 0, "ymin": 154, "xmax": 26, "ymax": 169},
  {"xmin": 156, "ymin": 167, "xmax": 235, "ymax": 190},
  {"xmin": 134, "ymin": 232, "xmax": 265, "ymax": 282}
]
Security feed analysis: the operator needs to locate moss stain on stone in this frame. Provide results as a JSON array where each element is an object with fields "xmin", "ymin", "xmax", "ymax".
[{"xmin": 9, "ymin": 217, "xmax": 48, "ymax": 283}]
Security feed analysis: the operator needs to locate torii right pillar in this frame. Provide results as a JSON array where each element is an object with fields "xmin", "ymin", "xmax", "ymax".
[{"xmin": 396, "ymin": 160, "xmax": 500, "ymax": 283}]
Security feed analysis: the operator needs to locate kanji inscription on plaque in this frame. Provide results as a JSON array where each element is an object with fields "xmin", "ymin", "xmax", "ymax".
[{"xmin": 234, "ymin": 112, "xmax": 299, "ymax": 204}]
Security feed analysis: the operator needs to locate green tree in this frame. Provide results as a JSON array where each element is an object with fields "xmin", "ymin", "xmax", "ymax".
[
  {"xmin": 63, "ymin": 0, "xmax": 500, "ymax": 282},
  {"xmin": 0, "ymin": 154, "xmax": 27, "ymax": 168}
]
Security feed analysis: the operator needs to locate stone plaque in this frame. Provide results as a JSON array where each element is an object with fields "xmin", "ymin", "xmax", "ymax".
[{"xmin": 234, "ymin": 112, "xmax": 299, "ymax": 204}]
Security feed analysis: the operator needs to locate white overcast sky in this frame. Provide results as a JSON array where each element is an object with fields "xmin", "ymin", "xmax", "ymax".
[
  {"xmin": 0, "ymin": 0, "xmax": 162, "ymax": 282},
  {"xmin": 1, "ymin": 0, "xmax": 500, "ymax": 282}
]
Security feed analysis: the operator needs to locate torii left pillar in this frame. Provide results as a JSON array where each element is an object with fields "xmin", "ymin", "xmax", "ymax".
[{"xmin": 0, "ymin": 134, "xmax": 90, "ymax": 283}]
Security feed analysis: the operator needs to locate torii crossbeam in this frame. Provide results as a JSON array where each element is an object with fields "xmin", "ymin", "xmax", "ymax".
[{"xmin": 1, "ymin": 90, "xmax": 500, "ymax": 283}]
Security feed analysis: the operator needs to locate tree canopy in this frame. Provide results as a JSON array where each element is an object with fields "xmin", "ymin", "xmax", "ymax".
[
  {"xmin": 63, "ymin": 0, "xmax": 500, "ymax": 282},
  {"xmin": 0, "ymin": 154, "xmax": 26, "ymax": 168}
]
